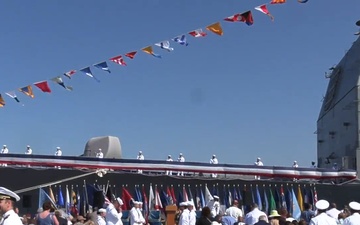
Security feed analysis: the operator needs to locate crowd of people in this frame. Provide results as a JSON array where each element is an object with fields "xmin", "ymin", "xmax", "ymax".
[{"xmin": 0, "ymin": 185, "xmax": 360, "ymax": 225}]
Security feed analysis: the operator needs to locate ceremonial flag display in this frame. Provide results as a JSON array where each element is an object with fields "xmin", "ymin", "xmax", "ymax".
[
  {"xmin": 142, "ymin": 46, "xmax": 161, "ymax": 58},
  {"xmin": 34, "ymin": 81, "xmax": 52, "ymax": 93},
  {"xmin": 110, "ymin": 55, "xmax": 127, "ymax": 66},
  {"xmin": 94, "ymin": 61, "xmax": 111, "ymax": 73},
  {"xmin": 188, "ymin": 29, "xmax": 207, "ymax": 37},
  {"xmin": 19, "ymin": 86, "xmax": 34, "ymax": 98},
  {"xmin": 172, "ymin": 35, "xmax": 189, "ymax": 46},
  {"xmin": 255, "ymin": 5, "xmax": 274, "ymax": 21},
  {"xmin": 0, "ymin": 0, "xmax": 304, "ymax": 108},
  {"xmin": 206, "ymin": 22, "xmax": 223, "ymax": 36}
]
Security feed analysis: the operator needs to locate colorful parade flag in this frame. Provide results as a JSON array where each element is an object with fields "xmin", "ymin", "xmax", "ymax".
[
  {"xmin": 19, "ymin": 85, "xmax": 34, "ymax": 98},
  {"xmin": 125, "ymin": 51, "xmax": 137, "ymax": 59},
  {"xmin": 5, "ymin": 92, "xmax": 20, "ymax": 103},
  {"xmin": 149, "ymin": 185, "xmax": 155, "ymax": 210},
  {"xmin": 182, "ymin": 186, "xmax": 189, "ymax": 202},
  {"xmin": 224, "ymin": 11, "xmax": 254, "ymax": 25},
  {"xmin": 64, "ymin": 70, "xmax": 76, "ymax": 79},
  {"xmin": 51, "ymin": 76, "xmax": 73, "ymax": 91},
  {"xmin": 142, "ymin": 46, "xmax": 161, "ymax": 58},
  {"xmin": 121, "ymin": 187, "xmax": 133, "ymax": 210},
  {"xmin": 110, "ymin": 55, "xmax": 127, "ymax": 66},
  {"xmin": 263, "ymin": 188, "xmax": 269, "ymax": 215},
  {"xmin": 172, "ymin": 35, "xmax": 189, "ymax": 46},
  {"xmin": 291, "ymin": 188, "xmax": 301, "ymax": 220},
  {"xmin": 154, "ymin": 186, "xmax": 163, "ymax": 210},
  {"xmin": 280, "ymin": 185, "xmax": 287, "ymax": 210},
  {"xmin": 0, "ymin": 95, "xmax": 5, "ymax": 107},
  {"xmin": 255, "ymin": 5, "xmax": 274, "ymax": 21},
  {"xmin": 34, "ymin": 81, "xmax": 52, "ymax": 93},
  {"xmin": 188, "ymin": 29, "xmax": 207, "ymax": 37},
  {"xmin": 80, "ymin": 67, "xmax": 100, "ymax": 82},
  {"xmin": 155, "ymin": 41, "xmax": 174, "ymax": 52},
  {"xmin": 204, "ymin": 185, "xmax": 213, "ymax": 206},
  {"xmin": 269, "ymin": 189, "xmax": 276, "ymax": 212},
  {"xmin": 94, "ymin": 61, "xmax": 111, "ymax": 73},
  {"xmin": 297, "ymin": 186, "xmax": 304, "ymax": 211},
  {"xmin": 142, "ymin": 185, "xmax": 149, "ymax": 224},
  {"xmin": 255, "ymin": 186, "xmax": 262, "ymax": 211},
  {"xmin": 271, "ymin": 0, "xmax": 286, "ymax": 4},
  {"xmin": 206, "ymin": 22, "xmax": 223, "ymax": 36},
  {"xmin": 49, "ymin": 186, "xmax": 56, "ymax": 203}
]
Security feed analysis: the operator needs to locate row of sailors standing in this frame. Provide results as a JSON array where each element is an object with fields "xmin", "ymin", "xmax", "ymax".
[
  {"xmin": 177, "ymin": 201, "xmax": 197, "ymax": 225},
  {"xmin": 0, "ymin": 145, "xmax": 63, "ymax": 156}
]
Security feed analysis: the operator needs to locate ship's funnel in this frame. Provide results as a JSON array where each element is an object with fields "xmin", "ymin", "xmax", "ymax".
[{"xmin": 83, "ymin": 136, "xmax": 122, "ymax": 159}]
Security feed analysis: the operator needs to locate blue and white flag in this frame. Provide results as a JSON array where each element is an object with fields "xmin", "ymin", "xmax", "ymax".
[
  {"xmin": 39, "ymin": 188, "xmax": 57, "ymax": 209},
  {"xmin": 291, "ymin": 188, "xmax": 301, "ymax": 220},
  {"xmin": 94, "ymin": 61, "xmax": 111, "ymax": 73},
  {"xmin": 155, "ymin": 41, "xmax": 174, "ymax": 52},
  {"xmin": 80, "ymin": 67, "xmax": 100, "ymax": 82},
  {"xmin": 172, "ymin": 35, "xmax": 189, "ymax": 46}
]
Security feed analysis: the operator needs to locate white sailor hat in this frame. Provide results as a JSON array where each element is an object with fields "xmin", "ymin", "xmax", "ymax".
[
  {"xmin": 179, "ymin": 153, "xmax": 183, "ymax": 155},
  {"xmin": 257, "ymin": 157, "xmax": 261, "ymax": 160},
  {"xmin": 179, "ymin": 202, "xmax": 187, "ymax": 206},
  {"xmin": 294, "ymin": 161, "xmax": 297, "ymax": 163},
  {"xmin": 0, "ymin": 187, "xmax": 20, "ymax": 201},
  {"xmin": 349, "ymin": 201, "xmax": 360, "ymax": 211},
  {"xmin": 139, "ymin": 151, "xmax": 142, "ymax": 154},
  {"xmin": 168, "ymin": 155, "xmax": 171, "ymax": 157},
  {"xmin": 315, "ymin": 199, "xmax": 329, "ymax": 210},
  {"xmin": 56, "ymin": 147, "xmax": 61, "ymax": 150},
  {"xmin": 138, "ymin": 201, "xmax": 143, "ymax": 204},
  {"xmin": 213, "ymin": 195, "xmax": 219, "ymax": 199},
  {"xmin": 212, "ymin": 155, "xmax": 216, "ymax": 157},
  {"xmin": 27, "ymin": 145, "xmax": 30, "ymax": 148},
  {"xmin": 3, "ymin": 145, "xmax": 6, "ymax": 147},
  {"xmin": 187, "ymin": 201, "xmax": 194, "ymax": 206},
  {"xmin": 116, "ymin": 197, "xmax": 123, "ymax": 205},
  {"xmin": 99, "ymin": 148, "xmax": 102, "ymax": 151},
  {"xmin": 98, "ymin": 208, "xmax": 106, "ymax": 213}
]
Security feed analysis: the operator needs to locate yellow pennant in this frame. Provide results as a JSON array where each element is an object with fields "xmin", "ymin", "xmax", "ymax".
[
  {"xmin": 19, "ymin": 85, "xmax": 34, "ymax": 98},
  {"xmin": 206, "ymin": 22, "xmax": 223, "ymax": 36},
  {"xmin": 142, "ymin": 46, "xmax": 154, "ymax": 55},
  {"xmin": 0, "ymin": 94, "xmax": 5, "ymax": 107}
]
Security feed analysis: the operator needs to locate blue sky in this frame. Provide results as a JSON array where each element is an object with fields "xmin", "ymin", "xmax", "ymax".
[{"xmin": 0, "ymin": 0, "xmax": 358, "ymax": 167}]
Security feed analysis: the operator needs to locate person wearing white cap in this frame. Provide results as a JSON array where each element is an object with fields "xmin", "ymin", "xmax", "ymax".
[
  {"xmin": 210, "ymin": 155, "xmax": 219, "ymax": 178},
  {"xmin": 137, "ymin": 201, "xmax": 145, "ymax": 223},
  {"xmin": 343, "ymin": 201, "xmax": 360, "ymax": 225},
  {"xmin": 105, "ymin": 197, "xmax": 123, "ymax": 225},
  {"xmin": 130, "ymin": 201, "xmax": 144, "ymax": 225},
  {"xmin": 309, "ymin": 199, "xmax": 337, "ymax": 225},
  {"xmin": 96, "ymin": 148, "xmax": 104, "ymax": 159},
  {"xmin": 55, "ymin": 147, "xmax": 62, "ymax": 156},
  {"xmin": 0, "ymin": 187, "xmax": 23, "ymax": 225},
  {"xmin": 326, "ymin": 203, "xmax": 341, "ymax": 220},
  {"xmin": 187, "ymin": 201, "xmax": 196, "ymax": 225},
  {"xmin": 137, "ymin": 151, "xmax": 144, "ymax": 174},
  {"xmin": 166, "ymin": 155, "xmax": 173, "ymax": 176},
  {"xmin": 25, "ymin": 145, "xmax": 32, "ymax": 155},
  {"xmin": 97, "ymin": 208, "xmax": 107, "ymax": 225},
  {"xmin": 211, "ymin": 195, "xmax": 220, "ymax": 218},
  {"xmin": 292, "ymin": 161, "xmax": 298, "ymax": 168},
  {"xmin": 177, "ymin": 153, "xmax": 185, "ymax": 176},
  {"xmin": 254, "ymin": 157, "xmax": 263, "ymax": 180},
  {"xmin": 1, "ymin": 145, "xmax": 9, "ymax": 167},
  {"xmin": 179, "ymin": 201, "xmax": 190, "ymax": 225}
]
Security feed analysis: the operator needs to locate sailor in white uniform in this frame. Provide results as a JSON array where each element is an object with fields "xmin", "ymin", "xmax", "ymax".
[
  {"xmin": 55, "ymin": 147, "xmax": 62, "ymax": 156},
  {"xmin": 179, "ymin": 202, "xmax": 190, "ymax": 225},
  {"xmin": 130, "ymin": 201, "xmax": 144, "ymax": 225},
  {"xmin": 105, "ymin": 197, "xmax": 123, "ymax": 225},
  {"xmin": 211, "ymin": 195, "xmax": 220, "ymax": 217},
  {"xmin": 292, "ymin": 161, "xmax": 299, "ymax": 168},
  {"xmin": 0, "ymin": 145, "xmax": 8, "ymax": 167},
  {"xmin": 96, "ymin": 148, "xmax": 104, "ymax": 158},
  {"xmin": 137, "ymin": 202, "xmax": 145, "ymax": 224},
  {"xmin": 187, "ymin": 201, "xmax": 196, "ymax": 225},
  {"xmin": 210, "ymin": 155, "xmax": 219, "ymax": 178},
  {"xmin": 0, "ymin": 187, "xmax": 23, "ymax": 225},
  {"xmin": 177, "ymin": 153, "xmax": 185, "ymax": 176},
  {"xmin": 254, "ymin": 157, "xmax": 263, "ymax": 180},
  {"xmin": 137, "ymin": 151, "xmax": 144, "ymax": 174},
  {"xmin": 166, "ymin": 155, "xmax": 173, "ymax": 175},
  {"xmin": 309, "ymin": 200, "xmax": 337, "ymax": 225},
  {"xmin": 97, "ymin": 208, "xmax": 107, "ymax": 225},
  {"xmin": 25, "ymin": 145, "xmax": 32, "ymax": 155},
  {"xmin": 343, "ymin": 201, "xmax": 360, "ymax": 225}
]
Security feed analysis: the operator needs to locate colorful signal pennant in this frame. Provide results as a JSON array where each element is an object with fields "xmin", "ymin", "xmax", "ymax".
[
  {"xmin": 172, "ymin": 35, "xmax": 189, "ymax": 46},
  {"xmin": 224, "ymin": 11, "xmax": 254, "ymax": 26},
  {"xmin": 51, "ymin": 76, "xmax": 73, "ymax": 91},
  {"xmin": 206, "ymin": 22, "xmax": 223, "ymax": 36},
  {"xmin": 34, "ymin": 81, "xmax": 52, "ymax": 93},
  {"xmin": 189, "ymin": 29, "xmax": 207, "ymax": 37},
  {"xmin": 94, "ymin": 61, "xmax": 111, "ymax": 73},
  {"xmin": 0, "ymin": 95, "xmax": 5, "ymax": 107},
  {"xmin": 5, "ymin": 92, "xmax": 20, "ymax": 103},
  {"xmin": 64, "ymin": 70, "xmax": 76, "ymax": 79},
  {"xmin": 19, "ymin": 85, "xmax": 34, "ymax": 98},
  {"xmin": 155, "ymin": 41, "xmax": 174, "ymax": 52},
  {"xmin": 125, "ymin": 51, "xmax": 137, "ymax": 59},
  {"xmin": 142, "ymin": 46, "xmax": 161, "ymax": 58},
  {"xmin": 80, "ymin": 67, "xmax": 100, "ymax": 82},
  {"xmin": 110, "ymin": 55, "xmax": 127, "ymax": 66},
  {"xmin": 271, "ymin": 0, "xmax": 286, "ymax": 4},
  {"xmin": 255, "ymin": 5, "xmax": 274, "ymax": 21}
]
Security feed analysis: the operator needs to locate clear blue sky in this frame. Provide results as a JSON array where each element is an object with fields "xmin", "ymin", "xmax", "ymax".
[{"xmin": 0, "ymin": 0, "xmax": 359, "ymax": 167}]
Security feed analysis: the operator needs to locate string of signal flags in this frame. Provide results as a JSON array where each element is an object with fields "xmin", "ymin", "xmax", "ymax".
[{"xmin": 0, "ymin": 0, "xmax": 309, "ymax": 108}]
